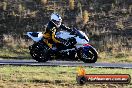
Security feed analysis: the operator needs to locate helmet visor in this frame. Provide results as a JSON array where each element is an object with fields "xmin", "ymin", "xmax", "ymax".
[{"xmin": 53, "ymin": 19, "xmax": 62, "ymax": 26}]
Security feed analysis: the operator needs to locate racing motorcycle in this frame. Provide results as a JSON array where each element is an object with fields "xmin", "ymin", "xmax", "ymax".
[{"xmin": 27, "ymin": 28, "xmax": 98, "ymax": 63}]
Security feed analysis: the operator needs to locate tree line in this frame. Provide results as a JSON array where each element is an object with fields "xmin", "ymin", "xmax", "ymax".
[{"xmin": 0, "ymin": 0, "xmax": 131, "ymax": 52}]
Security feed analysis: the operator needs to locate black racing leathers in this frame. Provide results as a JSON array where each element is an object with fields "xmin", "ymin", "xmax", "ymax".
[{"xmin": 43, "ymin": 20, "xmax": 72, "ymax": 48}]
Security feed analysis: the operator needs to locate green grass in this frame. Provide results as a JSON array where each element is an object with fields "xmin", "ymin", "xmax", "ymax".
[
  {"xmin": 0, "ymin": 47, "xmax": 31, "ymax": 59},
  {"xmin": 0, "ymin": 47, "xmax": 132, "ymax": 63},
  {"xmin": 98, "ymin": 52, "xmax": 132, "ymax": 63},
  {"xmin": 0, "ymin": 66, "xmax": 132, "ymax": 88}
]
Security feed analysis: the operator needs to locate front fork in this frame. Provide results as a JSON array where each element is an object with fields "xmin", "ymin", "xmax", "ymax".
[{"xmin": 77, "ymin": 45, "xmax": 95, "ymax": 59}]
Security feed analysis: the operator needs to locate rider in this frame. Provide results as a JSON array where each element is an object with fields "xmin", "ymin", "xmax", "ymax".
[{"xmin": 43, "ymin": 13, "xmax": 72, "ymax": 49}]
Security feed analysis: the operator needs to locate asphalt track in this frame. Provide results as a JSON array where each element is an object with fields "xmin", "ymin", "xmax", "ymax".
[{"xmin": 0, "ymin": 59, "xmax": 132, "ymax": 68}]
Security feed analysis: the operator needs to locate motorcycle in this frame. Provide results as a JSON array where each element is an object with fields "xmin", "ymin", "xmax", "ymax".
[{"xmin": 27, "ymin": 28, "xmax": 98, "ymax": 63}]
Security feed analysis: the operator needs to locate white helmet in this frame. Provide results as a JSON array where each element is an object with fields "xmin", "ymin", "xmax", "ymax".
[{"xmin": 51, "ymin": 13, "xmax": 62, "ymax": 27}]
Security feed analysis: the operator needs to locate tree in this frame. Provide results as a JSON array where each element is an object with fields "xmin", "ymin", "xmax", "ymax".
[
  {"xmin": 41, "ymin": 0, "xmax": 48, "ymax": 4},
  {"xmin": 82, "ymin": 10, "xmax": 90, "ymax": 24},
  {"xmin": 18, "ymin": 4, "xmax": 23, "ymax": 13},
  {"xmin": 3, "ymin": 1, "xmax": 7, "ymax": 11},
  {"xmin": 69, "ymin": 0, "xmax": 75, "ymax": 10}
]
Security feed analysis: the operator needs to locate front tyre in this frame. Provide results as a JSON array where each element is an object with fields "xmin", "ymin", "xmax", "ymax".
[{"xmin": 79, "ymin": 46, "xmax": 98, "ymax": 63}]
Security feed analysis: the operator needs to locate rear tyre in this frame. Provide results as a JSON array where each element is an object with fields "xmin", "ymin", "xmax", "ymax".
[
  {"xmin": 29, "ymin": 41, "xmax": 50, "ymax": 62},
  {"xmin": 79, "ymin": 46, "xmax": 98, "ymax": 63}
]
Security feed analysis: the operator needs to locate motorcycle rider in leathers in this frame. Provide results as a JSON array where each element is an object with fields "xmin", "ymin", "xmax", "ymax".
[{"xmin": 43, "ymin": 13, "xmax": 72, "ymax": 49}]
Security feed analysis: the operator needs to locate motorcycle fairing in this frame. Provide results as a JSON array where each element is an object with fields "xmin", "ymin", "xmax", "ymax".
[
  {"xmin": 56, "ymin": 31, "xmax": 89, "ymax": 45},
  {"xmin": 27, "ymin": 32, "xmax": 43, "ymax": 42}
]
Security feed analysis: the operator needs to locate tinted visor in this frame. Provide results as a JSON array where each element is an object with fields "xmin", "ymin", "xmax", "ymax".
[{"xmin": 53, "ymin": 19, "xmax": 62, "ymax": 26}]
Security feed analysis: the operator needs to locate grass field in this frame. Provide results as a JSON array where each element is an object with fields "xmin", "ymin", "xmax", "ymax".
[
  {"xmin": 0, "ymin": 47, "xmax": 132, "ymax": 63},
  {"xmin": 0, "ymin": 48, "xmax": 31, "ymax": 59},
  {"xmin": 0, "ymin": 47, "xmax": 131, "ymax": 88},
  {"xmin": 0, "ymin": 66, "xmax": 132, "ymax": 88}
]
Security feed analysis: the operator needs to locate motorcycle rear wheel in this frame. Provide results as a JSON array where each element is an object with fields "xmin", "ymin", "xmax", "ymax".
[{"xmin": 29, "ymin": 42, "xmax": 50, "ymax": 62}]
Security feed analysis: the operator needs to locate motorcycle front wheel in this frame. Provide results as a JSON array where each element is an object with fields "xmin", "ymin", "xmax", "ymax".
[{"xmin": 79, "ymin": 46, "xmax": 98, "ymax": 63}]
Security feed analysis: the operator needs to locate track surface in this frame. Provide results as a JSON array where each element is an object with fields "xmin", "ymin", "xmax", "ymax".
[{"xmin": 0, "ymin": 59, "xmax": 132, "ymax": 68}]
